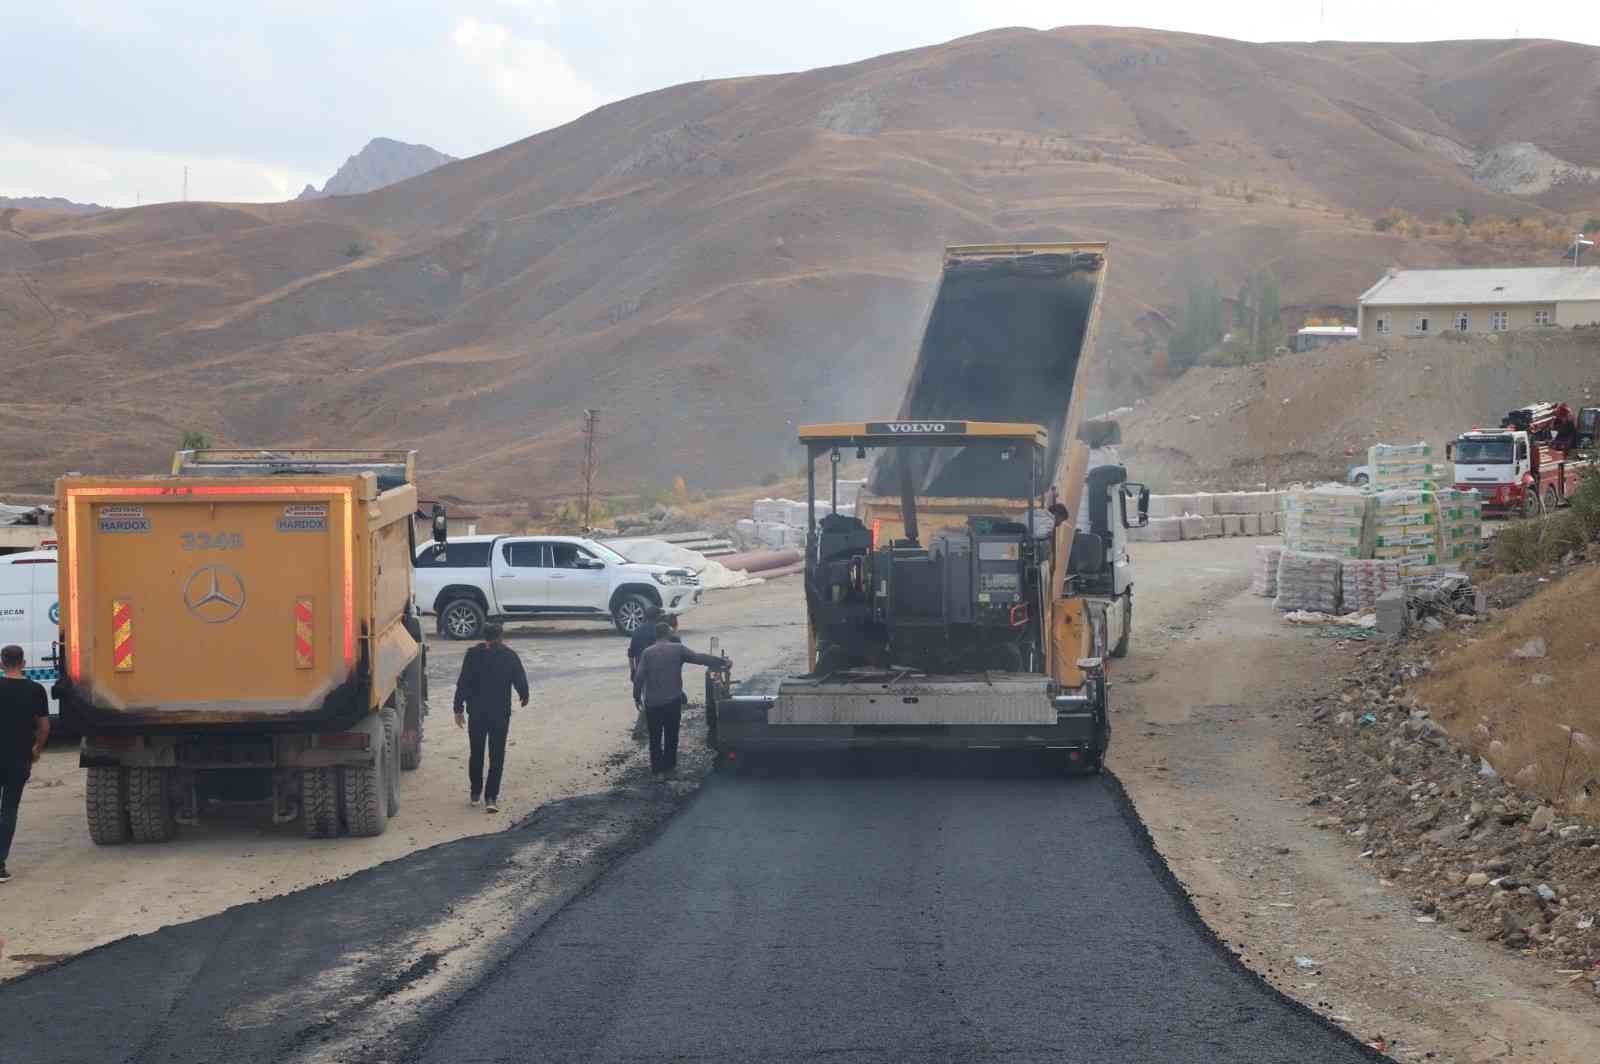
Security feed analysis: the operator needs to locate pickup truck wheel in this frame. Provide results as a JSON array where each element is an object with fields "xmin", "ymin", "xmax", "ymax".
[
  {"xmin": 343, "ymin": 756, "xmax": 388, "ymax": 838},
  {"xmin": 613, "ymin": 594, "xmax": 653, "ymax": 635},
  {"xmin": 128, "ymin": 767, "xmax": 178, "ymax": 843},
  {"xmin": 1110, "ymin": 596, "xmax": 1132, "ymax": 659},
  {"xmin": 381, "ymin": 705, "xmax": 401, "ymax": 816},
  {"xmin": 86, "ymin": 766, "xmax": 130, "ymax": 845},
  {"xmin": 439, "ymin": 598, "xmax": 486, "ymax": 640},
  {"xmin": 302, "ymin": 768, "xmax": 340, "ymax": 839}
]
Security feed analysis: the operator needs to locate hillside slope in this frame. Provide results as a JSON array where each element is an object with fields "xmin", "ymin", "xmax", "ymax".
[
  {"xmin": 5, "ymin": 26, "xmax": 1600, "ymax": 499},
  {"xmin": 1119, "ymin": 331, "xmax": 1600, "ymax": 490}
]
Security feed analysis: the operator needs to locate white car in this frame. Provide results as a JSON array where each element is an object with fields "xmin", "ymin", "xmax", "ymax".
[
  {"xmin": 414, "ymin": 535, "xmax": 703, "ymax": 639},
  {"xmin": 0, "ymin": 548, "xmax": 63, "ymax": 719}
]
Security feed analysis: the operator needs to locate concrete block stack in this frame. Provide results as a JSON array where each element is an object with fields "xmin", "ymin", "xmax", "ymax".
[
  {"xmin": 1341, "ymin": 559, "xmax": 1403, "ymax": 612},
  {"xmin": 1252, "ymin": 545, "xmax": 1283, "ymax": 597},
  {"xmin": 1137, "ymin": 491, "xmax": 1284, "ymax": 541},
  {"xmin": 1273, "ymin": 549, "xmax": 1343, "ymax": 613},
  {"xmin": 1368, "ymin": 442, "xmax": 1447, "ymax": 492},
  {"xmin": 1281, "ymin": 486, "xmax": 1371, "ymax": 559}
]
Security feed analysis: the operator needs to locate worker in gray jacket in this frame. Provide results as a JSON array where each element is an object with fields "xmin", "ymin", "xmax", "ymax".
[{"xmin": 632, "ymin": 622, "xmax": 730, "ymax": 777}]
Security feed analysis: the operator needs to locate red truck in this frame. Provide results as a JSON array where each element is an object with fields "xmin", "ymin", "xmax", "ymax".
[{"xmin": 1449, "ymin": 401, "xmax": 1600, "ymax": 518}]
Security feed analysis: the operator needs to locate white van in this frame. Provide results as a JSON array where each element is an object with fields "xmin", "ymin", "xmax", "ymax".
[{"xmin": 0, "ymin": 548, "xmax": 61, "ymax": 717}]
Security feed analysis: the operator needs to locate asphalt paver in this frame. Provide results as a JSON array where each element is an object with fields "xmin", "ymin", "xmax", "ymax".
[{"xmin": 408, "ymin": 767, "xmax": 1382, "ymax": 1063}]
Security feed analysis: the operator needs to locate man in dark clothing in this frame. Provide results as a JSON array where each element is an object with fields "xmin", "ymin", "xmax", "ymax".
[
  {"xmin": 632, "ymin": 623, "xmax": 729, "ymax": 777},
  {"xmin": 453, "ymin": 624, "xmax": 528, "ymax": 814},
  {"xmin": 0, "ymin": 644, "xmax": 50, "ymax": 883},
  {"xmin": 627, "ymin": 606, "xmax": 676, "ymax": 740}
]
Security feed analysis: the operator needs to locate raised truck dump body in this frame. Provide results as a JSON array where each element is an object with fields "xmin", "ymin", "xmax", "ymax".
[
  {"xmin": 708, "ymin": 243, "xmax": 1142, "ymax": 769},
  {"xmin": 57, "ymin": 450, "xmax": 428, "ymax": 842}
]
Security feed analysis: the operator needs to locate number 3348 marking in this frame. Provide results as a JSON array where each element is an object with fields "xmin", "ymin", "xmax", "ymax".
[{"xmin": 182, "ymin": 532, "xmax": 244, "ymax": 551}]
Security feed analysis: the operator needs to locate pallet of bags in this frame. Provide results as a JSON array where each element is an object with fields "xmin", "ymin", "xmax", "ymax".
[
  {"xmin": 1340, "ymin": 559, "xmax": 1403, "ymax": 612},
  {"xmin": 1434, "ymin": 488, "xmax": 1482, "ymax": 569},
  {"xmin": 1252, "ymin": 545, "xmax": 1283, "ymax": 597},
  {"xmin": 1370, "ymin": 488, "xmax": 1438, "ymax": 556},
  {"xmin": 1368, "ymin": 442, "xmax": 1447, "ymax": 491},
  {"xmin": 1281, "ymin": 485, "xmax": 1371, "ymax": 558},
  {"xmin": 1273, "ymin": 549, "xmax": 1343, "ymax": 613}
]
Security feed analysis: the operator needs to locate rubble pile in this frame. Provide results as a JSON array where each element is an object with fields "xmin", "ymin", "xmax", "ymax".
[{"xmin": 1301, "ymin": 637, "xmax": 1600, "ymax": 992}]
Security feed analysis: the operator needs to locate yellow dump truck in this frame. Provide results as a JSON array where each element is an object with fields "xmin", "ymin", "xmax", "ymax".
[
  {"xmin": 55, "ymin": 450, "xmax": 428, "ymax": 842},
  {"xmin": 706, "ymin": 243, "xmax": 1147, "ymax": 769}
]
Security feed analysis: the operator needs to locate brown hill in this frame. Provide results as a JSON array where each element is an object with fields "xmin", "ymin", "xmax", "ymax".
[{"xmin": 6, "ymin": 26, "xmax": 1600, "ymax": 501}]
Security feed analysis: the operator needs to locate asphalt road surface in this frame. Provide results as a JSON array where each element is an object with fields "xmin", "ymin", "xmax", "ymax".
[{"xmin": 407, "ymin": 766, "xmax": 1380, "ymax": 1064}]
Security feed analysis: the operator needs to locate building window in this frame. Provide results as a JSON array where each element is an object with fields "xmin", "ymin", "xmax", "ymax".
[
  {"xmin": 1375, "ymin": 315, "xmax": 1389, "ymax": 335},
  {"xmin": 1491, "ymin": 310, "xmax": 1509, "ymax": 332},
  {"xmin": 1413, "ymin": 313, "xmax": 1430, "ymax": 334},
  {"xmin": 1534, "ymin": 309, "xmax": 1552, "ymax": 326},
  {"xmin": 1454, "ymin": 312, "xmax": 1469, "ymax": 332}
]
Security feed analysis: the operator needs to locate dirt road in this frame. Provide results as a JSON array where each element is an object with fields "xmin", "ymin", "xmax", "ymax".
[
  {"xmin": 1113, "ymin": 541, "xmax": 1600, "ymax": 1064},
  {"xmin": 0, "ymin": 579, "xmax": 806, "ymax": 980}
]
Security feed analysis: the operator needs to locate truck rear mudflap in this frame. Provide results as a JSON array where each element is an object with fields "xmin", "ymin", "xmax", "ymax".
[{"xmin": 709, "ymin": 672, "xmax": 1108, "ymax": 755}]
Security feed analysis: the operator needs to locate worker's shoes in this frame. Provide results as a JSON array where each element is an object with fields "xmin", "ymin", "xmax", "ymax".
[
  {"xmin": 0, "ymin": 864, "xmax": 11, "ymax": 883},
  {"xmin": 469, "ymin": 794, "xmax": 480, "ymax": 807},
  {"xmin": 485, "ymin": 800, "xmax": 499, "ymax": 813}
]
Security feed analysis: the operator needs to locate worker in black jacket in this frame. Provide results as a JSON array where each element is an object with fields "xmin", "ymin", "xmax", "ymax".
[
  {"xmin": 453, "ymin": 623, "xmax": 529, "ymax": 813},
  {"xmin": 627, "ymin": 607, "xmax": 675, "ymax": 740},
  {"xmin": 632, "ymin": 622, "xmax": 729, "ymax": 777}
]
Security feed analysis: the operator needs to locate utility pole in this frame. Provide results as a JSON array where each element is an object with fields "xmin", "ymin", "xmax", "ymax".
[
  {"xmin": 182, "ymin": 166, "xmax": 188, "ymax": 203},
  {"xmin": 580, "ymin": 409, "xmax": 601, "ymax": 532}
]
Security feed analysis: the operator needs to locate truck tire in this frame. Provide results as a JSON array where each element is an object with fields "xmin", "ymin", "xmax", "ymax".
[
  {"xmin": 381, "ymin": 705, "xmax": 401, "ymax": 816},
  {"xmin": 438, "ymin": 598, "xmax": 486, "ymax": 641},
  {"xmin": 400, "ymin": 655, "xmax": 425, "ymax": 771},
  {"xmin": 127, "ymin": 767, "xmax": 178, "ymax": 843},
  {"xmin": 1110, "ymin": 596, "xmax": 1132, "ymax": 659},
  {"xmin": 302, "ymin": 768, "xmax": 340, "ymax": 839},
  {"xmin": 612, "ymin": 593, "xmax": 652, "ymax": 635},
  {"xmin": 343, "ymin": 756, "xmax": 388, "ymax": 838},
  {"xmin": 86, "ymin": 766, "xmax": 130, "ymax": 845}
]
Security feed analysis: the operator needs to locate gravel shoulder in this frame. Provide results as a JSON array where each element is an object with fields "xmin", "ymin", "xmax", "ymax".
[
  {"xmin": 0, "ymin": 577, "xmax": 806, "ymax": 981},
  {"xmin": 1112, "ymin": 540, "xmax": 1600, "ymax": 1063}
]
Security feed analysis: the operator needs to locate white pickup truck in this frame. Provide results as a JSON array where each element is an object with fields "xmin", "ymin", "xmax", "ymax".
[{"xmin": 414, "ymin": 534, "xmax": 703, "ymax": 639}]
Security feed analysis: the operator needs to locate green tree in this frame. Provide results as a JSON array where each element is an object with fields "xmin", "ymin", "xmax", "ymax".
[
  {"xmin": 1167, "ymin": 280, "xmax": 1225, "ymax": 372},
  {"xmin": 180, "ymin": 430, "xmax": 212, "ymax": 450},
  {"xmin": 1455, "ymin": 207, "xmax": 1474, "ymax": 227},
  {"xmin": 1236, "ymin": 271, "xmax": 1284, "ymax": 361}
]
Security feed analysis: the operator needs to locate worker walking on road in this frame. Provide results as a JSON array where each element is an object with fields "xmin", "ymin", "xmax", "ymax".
[
  {"xmin": 632, "ymin": 623, "xmax": 729, "ymax": 778},
  {"xmin": 453, "ymin": 624, "xmax": 528, "ymax": 814},
  {"xmin": 627, "ymin": 606, "xmax": 675, "ymax": 741},
  {"xmin": 0, "ymin": 645, "xmax": 50, "ymax": 883}
]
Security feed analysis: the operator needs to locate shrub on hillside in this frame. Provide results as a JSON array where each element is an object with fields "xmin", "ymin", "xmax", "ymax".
[{"xmin": 1492, "ymin": 511, "xmax": 1589, "ymax": 572}]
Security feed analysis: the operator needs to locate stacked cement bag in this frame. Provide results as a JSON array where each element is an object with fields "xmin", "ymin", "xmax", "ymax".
[
  {"xmin": 1281, "ymin": 485, "xmax": 1371, "ymax": 559},
  {"xmin": 1252, "ymin": 545, "xmax": 1283, "ymax": 597},
  {"xmin": 1368, "ymin": 442, "xmax": 1447, "ymax": 491},
  {"xmin": 1273, "ymin": 549, "xmax": 1342, "ymax": 612},
  {"xmin": 1434, "ymin": 488, "xmax": 1483, "ymax": 569},
  {"xmin": 1370, "ymin": 488, "xmax": 1440, "ymax": 572},
  {"xmin": 1340, "ymin": 559, "xmax": 1403, "ymax": 612}
]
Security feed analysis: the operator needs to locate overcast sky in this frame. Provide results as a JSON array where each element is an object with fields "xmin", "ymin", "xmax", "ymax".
[{"xmin": 4, "ymin": 1, "xmax": 1598, "ymax": 206}]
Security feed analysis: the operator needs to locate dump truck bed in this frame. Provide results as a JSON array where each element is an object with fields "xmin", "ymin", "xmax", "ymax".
[{"xmin": 57, "ymin": 470, "xmax": 417, "ymax": 733}]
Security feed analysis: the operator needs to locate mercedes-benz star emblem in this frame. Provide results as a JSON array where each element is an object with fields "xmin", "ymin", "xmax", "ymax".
[{"xmin": 183, "ymin": 565, "xmax": 247, "ymax": 624}]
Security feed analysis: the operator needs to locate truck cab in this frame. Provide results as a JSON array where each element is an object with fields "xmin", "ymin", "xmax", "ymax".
[{"xmin": 1450, "ymin": 430, "xmax": 1530, "ymax": 515}]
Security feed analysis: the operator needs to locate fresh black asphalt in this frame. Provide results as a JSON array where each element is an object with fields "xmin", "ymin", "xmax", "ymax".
[
  {"xmin": 1, "ymin": 761, "xmax": 1384, "ymax": 1064},
  {"xmin": 407, "ymin": 766, "xmax": 1382, "ymax": 1064}
]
